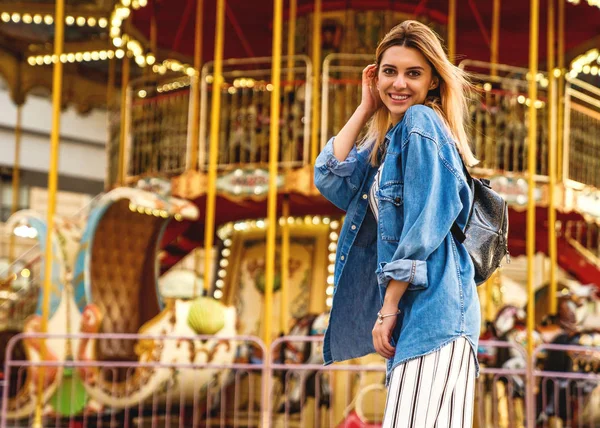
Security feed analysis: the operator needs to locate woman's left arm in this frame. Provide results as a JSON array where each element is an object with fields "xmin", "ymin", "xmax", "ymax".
[{"xmin": 378, "ymin": 131, "xmax": 466, "ymax": 291}]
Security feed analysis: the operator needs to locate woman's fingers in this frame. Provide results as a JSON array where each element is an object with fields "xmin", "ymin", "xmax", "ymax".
[
  {"xmin": 362, "ymin": 64, "xmax": 377, "ymax": 81},
  {"xmin": 372, "ymin": 328, "xmax": 382, "ymax": 356},
  {"xmin": 378, "ymin": 333, "xmax": 394, "ymax": 359},
  {"xmin": 373, "ymin": 323, "xmax": 395, "ymax": 359},
  {"xmin": 381, "ymin": 333, "xmax": 395, "ymax": 356},
  {"xmin": 375, "ymin": 337, "xmax": 391, "ymax": 359},
  {"xmin": 363, "ymin": 63, "xmax": 376, "ymax": 73}
]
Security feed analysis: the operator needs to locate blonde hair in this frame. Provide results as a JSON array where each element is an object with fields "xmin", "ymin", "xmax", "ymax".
[{"xmin": 363, "ymin": 20, "xmax": 478, "ymax": 167}]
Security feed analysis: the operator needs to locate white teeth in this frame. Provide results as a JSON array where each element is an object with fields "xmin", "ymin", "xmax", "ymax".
[{"xmin": 390, "ymin": 94, "xmax": 409, "ymax": 100}]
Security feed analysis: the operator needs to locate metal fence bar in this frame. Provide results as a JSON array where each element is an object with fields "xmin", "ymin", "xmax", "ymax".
[
  {"xmin": 4, "ymin": 333, "xmax": 600, "ymax": 427},
  {"xmin": 532, "ymin": 343, "xmax": 600, "ymax": 428}
]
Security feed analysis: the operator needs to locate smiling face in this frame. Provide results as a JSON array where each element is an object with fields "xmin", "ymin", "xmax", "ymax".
[{"xmin": 376, "ymin": 45, "xmax": 439, "ymax": 125}]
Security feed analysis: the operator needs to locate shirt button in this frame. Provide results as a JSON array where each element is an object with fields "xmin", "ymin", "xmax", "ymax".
[
  {"xmin": 351, "ymin": 225, "xmax": 357, "ymax": 230},
  {"xmin": 362, "ymin": 194, "xmax": 368, "ymax": 200},
  {"xmin": 340, "ymin": 255, "xmax": 345, "ymax": 261}
]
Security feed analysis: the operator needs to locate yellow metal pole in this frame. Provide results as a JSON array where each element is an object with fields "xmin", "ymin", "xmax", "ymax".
[
  {"xmin": 34, "ymin": 0, "xmax": 65, "ymax": 425},
  {"xmin": 286, "ymin": 0, "xmax": 297, "ymax": 87},
  {"xmin": 490, "ymin": 0, "xmax": 501, "ymax": 77},
  {"xmin": 310, "ymin": 0, "xmax": 321, "ymax": 163},
  {"xmin": 118, "ymin": 54, "xmax": 130, "ymax": 186},
  {"xmin": 487, "ymin": 0, "xmax": 501, "ymax": 317},
  {"xmin": 188, "ymin": 0, "xmax": 204, "ymax": 170},
  {"xmin": 547, "ymin": 0, "xmax": 558, "ymax": 316},
  {"xmin": 526, "ymin": 0, "xmax": 539, "ymax": 359},
  {"xmin": 203, "ymin": 0, "xmax": 225, "ymax": 298},
  {"xmin": 280, "ymin": 196, "xmax": 290, "ymax": 334},
  {"xmin": 9, "ymin": 105, "xmax": 22, "ymax": 263},
  {"xmin": 556, "ymin": 0, "xmax": 565, "ymax": 182},
  {"xmin": 106, "ymin": 54, "xmax": 116, "ymax": 190},
  {"xmin": 448, "ymin": 0, "xmax": 456, "ymax": 63},
  {"xmin": 282, "ymin": 0, "xmax": 297, "ymax": 163},
  {"xmin": 11, "ymin": 105, "xmax": 22, "ymax": 216},
  {"xmin": 483, "ymin": 275, "xmax": 495, "ymax": 322},
  {"xmin": 265, "ymin": 0, "xmax": 283, "ymax": 346}
]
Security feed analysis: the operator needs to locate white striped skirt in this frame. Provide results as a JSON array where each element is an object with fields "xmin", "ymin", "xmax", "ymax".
[{"xmin": 383, "ymin": 337, "xmax": 476, "ymax": 428}]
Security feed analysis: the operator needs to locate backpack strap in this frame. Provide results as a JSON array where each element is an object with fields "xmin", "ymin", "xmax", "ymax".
[
  {"xmin": 451, "ymin": 222, "xmax": 466, "ymax": 243},
  {"xmin": 450, "ymin": 154, "xmax": 474, "ymax": 245}
]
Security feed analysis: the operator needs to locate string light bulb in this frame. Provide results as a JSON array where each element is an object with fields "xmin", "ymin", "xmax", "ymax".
[{"xmin": 27, "ymin": 50, "xmax": 116, "ymax": 66}]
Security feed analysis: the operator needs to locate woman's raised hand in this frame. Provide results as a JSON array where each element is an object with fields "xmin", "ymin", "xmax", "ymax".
[{"xmin": 360, "ymin": 64, "xmax": 383, "ymax": 117}]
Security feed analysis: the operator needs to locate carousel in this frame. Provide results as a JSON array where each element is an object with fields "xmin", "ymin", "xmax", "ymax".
[{"xmin": 0, "ymin": 0, "xmax": 599, "ymax": 426}]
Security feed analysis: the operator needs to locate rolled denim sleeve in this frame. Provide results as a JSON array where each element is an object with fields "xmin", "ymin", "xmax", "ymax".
[
  {"xmin": 379, "ymin": 132, "xmax": 464, "ymax": 290},
  {"xmin": 314, "ymin": 137, "xmax": 368, "ymax": 211}
]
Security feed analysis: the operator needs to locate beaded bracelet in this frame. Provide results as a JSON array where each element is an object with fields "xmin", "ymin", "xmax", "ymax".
[{"xmin": 376, "ymin": 309, "xmax": 401, "ymax": 324}]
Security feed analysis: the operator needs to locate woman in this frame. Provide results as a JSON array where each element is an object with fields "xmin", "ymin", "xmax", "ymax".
[{"xmin": 314, "ymin": 21, "xmax": 481, "ymax": 427}]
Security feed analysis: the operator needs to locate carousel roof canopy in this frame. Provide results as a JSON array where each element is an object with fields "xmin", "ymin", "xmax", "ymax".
[
  {"xmin": 1, "ymin": 0, "xmax": 599, "ymax": 108},
  {"xmin": 128, "ymin": 0, "xmax": 600, "ymax": 67},
  {"xmin": 0, "ymin": 0, "xmax": 599, "ymax": 67}
]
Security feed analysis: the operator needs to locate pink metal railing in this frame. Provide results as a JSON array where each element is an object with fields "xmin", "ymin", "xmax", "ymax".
[
  {"xmin": 532, "ymin": 343, "xmax": 600, "ymax": 428},
  {"xmin": 3, "ymin": 334, "xmax": 600, "ymax": 427}
]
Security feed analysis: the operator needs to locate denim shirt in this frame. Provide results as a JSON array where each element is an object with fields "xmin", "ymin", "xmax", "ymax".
[{"xmin": 314, "ymin": 105, "xmax": 481, "ymax": 380}]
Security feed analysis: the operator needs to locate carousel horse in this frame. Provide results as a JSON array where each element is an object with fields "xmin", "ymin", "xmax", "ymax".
[
  {"xmin": 71, "ymin": 186, "xmax": 238, "ymax": 411},
  {"xmin": 1, "ymin": 211, "xmax": 82, "ymax": 420},
  {"xmin": 535, "ymin": 285, "xmax": 600, "ymax": 426},
  {"xmin": 276, "ymin": 312, "xmax": 331, "ymax": 414},
  {"xmin": 576, "ymin": 330, "xmax": 600, "ymax": 425}
]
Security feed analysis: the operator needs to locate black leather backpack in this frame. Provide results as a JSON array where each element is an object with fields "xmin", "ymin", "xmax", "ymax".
[{"xmin": 451, "ymin": 164, "xmax": 510, "ymax": 285}]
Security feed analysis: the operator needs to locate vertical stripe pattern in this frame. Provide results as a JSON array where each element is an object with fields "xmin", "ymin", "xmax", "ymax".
[
  {"xmin": 369, "ymin": 161, "xmax": 384, "ymax": 221},
  {"xmin": 383, "ymin": 337, "xmax": 476, "ymax": 428}
]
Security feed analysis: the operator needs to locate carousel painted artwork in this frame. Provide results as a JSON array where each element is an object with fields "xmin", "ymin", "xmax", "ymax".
[{"xmin": 217, "ymin": 216, "xmax": 334, "ymax": 340}]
